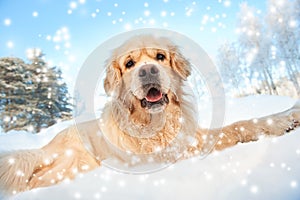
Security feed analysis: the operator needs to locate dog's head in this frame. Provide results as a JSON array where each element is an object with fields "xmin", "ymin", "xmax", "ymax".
[
  {"xmin": 102, "ymin": 35, "xmax": 193, "ymax": 138},
  {"xmin": 104, "ymin": 35, "xmax": 191, "ymax": 113}
]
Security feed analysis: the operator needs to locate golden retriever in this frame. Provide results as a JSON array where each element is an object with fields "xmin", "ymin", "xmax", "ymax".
[{"xmin": 1, "ymin": 35, "xmax": 300, "ymax": 195}]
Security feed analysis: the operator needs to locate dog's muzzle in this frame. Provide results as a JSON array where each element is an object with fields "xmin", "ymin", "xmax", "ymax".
[
  {"xmin": 135, "ymin": 64, "xmax": 170, "ymax": 112},
  {"xmin": 140, "ymin": 83, "xmax": 169, "ymax": 110}
]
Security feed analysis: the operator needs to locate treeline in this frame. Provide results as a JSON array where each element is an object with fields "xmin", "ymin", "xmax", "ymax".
[{"xmin": 217, "ymin": 0, "xmax": 300, "ymax": 97}]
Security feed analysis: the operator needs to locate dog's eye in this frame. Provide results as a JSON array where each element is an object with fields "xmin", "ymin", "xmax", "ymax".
[
  {"xmin": 125, "ymin": 59, "xmax": 135, "ymax": 69},
  {"xmin": 156, "ymin": 53, "xmax": 165, "ymax": 61}
]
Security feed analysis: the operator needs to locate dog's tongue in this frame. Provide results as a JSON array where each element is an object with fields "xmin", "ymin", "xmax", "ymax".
[{"xmin": 146, "ymin": 88, "xmax": 162, "ymax": 102}]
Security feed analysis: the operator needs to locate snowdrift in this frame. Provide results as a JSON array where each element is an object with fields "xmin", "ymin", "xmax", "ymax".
[{"xmin": 0, "ymin": 95, "xmax": 300, "ymax": 200}]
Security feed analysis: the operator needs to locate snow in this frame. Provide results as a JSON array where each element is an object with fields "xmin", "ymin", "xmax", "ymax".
[{"xmin": 1, "ymin": 95, "xmax": 300, "ymax": 200}]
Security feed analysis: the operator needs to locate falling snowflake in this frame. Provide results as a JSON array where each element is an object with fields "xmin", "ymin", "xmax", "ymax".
[
  {"xmin": 250, "ymin": 185, "xmax": 258, "ymax": 194},
  {"xmin": 160, "ymin": 11, "xmax": 167, "ymax": 17},
  {"xmin": 32, "ymin": 11, "xmax": 39, "ymax": 17},
  {"xmin": 290, "ymin": 180, "xmax": 297, "ymax": 188},
  {"xmin": 74, "ymin": 192, "xmax": 81, "ymax": 199},
  {"xmin": 144, "ymin": 10, "xmax": 151, "ymax": 17},
  {"xmin": 124, "ymin": 23, "xmax": 132, "ymax": 30},
  {"xmin": 6, "ymin": 41, "xmax": 14, "ymax": 48},
  {"xmin": 223, "ymin": 0, "xmax": 231, "ymax": 7},
  {"xmin": 70, "ymin": 1, "xmax": 77, "ymax": 9},
  {"xmin": 4, "ymin": 18, "xmax": 11, "ymax": 26}
]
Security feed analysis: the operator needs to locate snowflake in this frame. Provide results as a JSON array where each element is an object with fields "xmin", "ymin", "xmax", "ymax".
[
  {"xmin": 6, "ymin": 41, "xmax": 14, "ymax": 48},
  {"xmin": 4, "ymin": 18, "xmax": 11, "ymax": 26},
  {"xmin": 267, "ymin": 118, "xmax": 273, "ymax": 125},
  {"xmin": 3, "ymin": 116, "xmax": 11, "ymax": 123},
  {"xmin": 241, "ymin": 179, "xmax": 247, "ymax": 186},
  {"xmin": 289, "ymin": 20, "xmax": 297, "ymax": 28},
  {"xmin": 32, "ymin": 11, "xmax": 39, "ymax": 17},
  {"xmin": 250, "ymin": 185, "xmax": 258, "ymax": 194},
  {"xmin": 160, "ymin": 11, "xmax": 167, "ymax": 17},
  {"xmin": 68, "ymin": 55, "xmax": 76, "ymax": 62},
  {"xmin": 94, "ymin": 193, "xmax": 101, "ymax": 199},
  {"xmin": 74, "ymin": 192, "xmax": 81, "ymax": 199},
  {"xmin": 149, "ymin": 19, "xmax": 155, "ymax": 25},
  {"xmin": 65, "ymin": 149, "xmax": 73, "ymax": 156},
  {"xmin": 8, "ymin": 158, "xmax": 15, "ymax": 165},
  {"xmin": 70, "ymin": 1, "xmax": 77, "ymax": 9},
  {"xmin": 118, "ymin": 179, "xmax": 126, "ymax": 187},
  {"xmin": 27, "ymin": 125, "xmax": 34, "ymax": 132},
  {"xmin": 124, "ymin": 23, "xmax": 132, "ymax": 30},
  {"xmin": 101, "ymin": 186, "xmax": 107, "ymax": 192},
  {"xmin": 144, "ymin": 10, "xmax": 151, "ymax": 17},
  {"xmin": 223, "ymin": 0, "xmax": 231, "ymax": 7},
  {"xmin": 291, "ymin": 180, "xmax": 298, "ymax": 188},
  {"xmin": 185, "ymin": 8, "xmax": 193, "ymax": 17}
]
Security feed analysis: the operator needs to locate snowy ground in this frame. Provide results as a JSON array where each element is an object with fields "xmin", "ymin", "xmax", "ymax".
[{"xmin": 1, "ymin": 95, "xmax": 300, "ymax": 200}]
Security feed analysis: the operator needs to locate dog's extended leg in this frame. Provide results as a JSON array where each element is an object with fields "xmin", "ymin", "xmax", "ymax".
[
  {"xmin": 0, "ymin": 126, "xmax": 99, "ymax": 195},
  {"xmin": 214, "ymin": 101, "xmax": 300, "ymax": 151},
  {"xmin": 187, "ymin": 101, "xmax": 300, "ymax": 156}
]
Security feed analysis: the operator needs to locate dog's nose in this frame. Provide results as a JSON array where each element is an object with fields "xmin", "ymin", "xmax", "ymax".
[{"xmin": 138, "ymin": 64, "xmax": 159, "ymax": 77}]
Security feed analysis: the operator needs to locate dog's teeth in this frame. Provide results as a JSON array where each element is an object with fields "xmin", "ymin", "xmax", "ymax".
[
  {"xmin": 141, "ymin": 99, "xmax": 148, "ymax": 108},
  {"xmin": 164, "ymin": 95, "xmax": 169, "ymax": 104}
]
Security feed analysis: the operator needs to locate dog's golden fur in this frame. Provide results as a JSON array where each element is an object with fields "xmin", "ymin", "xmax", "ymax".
[{"xmin": 1, "ymin": 35, "xmax": 300, "ymax": 195}]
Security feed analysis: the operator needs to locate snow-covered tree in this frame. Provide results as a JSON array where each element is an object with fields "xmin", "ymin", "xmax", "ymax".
[
  {"xmin": 27, "ymin": 49, "xmax": 72, "ymax": 127},
  {"xmin": 0, "ymin": 49, "xmax": 72, "ymax": 133},
  {"xmin": 218, "ymin": 0, "xmax": 300, "ymax": 97},
  {"xmin": 265, "ymin": 0, "xmax": 300, "ymax": 94},
  {"xmin": 217, "ymin": 41, "xmax": 243, "ymax": 95},
  {"xmin": 0, "ymin": 57, "xmax": 32, "ymax": 132},
  {"xmin": 236, "ymin": 2, "xmax": 277, "ymax": 95}
]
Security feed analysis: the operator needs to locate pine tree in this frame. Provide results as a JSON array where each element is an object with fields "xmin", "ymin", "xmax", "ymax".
[
  {"xmin": 0, "ymin": 49, "xmax": 72, "ymax": 133},
  {"xmin": 0, "ymin": 57, "xmax": 32, "ymax": 132}
]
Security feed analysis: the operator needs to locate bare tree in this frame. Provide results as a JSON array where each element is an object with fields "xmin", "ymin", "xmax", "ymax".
[{"xmin": 265, "ymin": 0, "xmax": 300, "ymax": 95}]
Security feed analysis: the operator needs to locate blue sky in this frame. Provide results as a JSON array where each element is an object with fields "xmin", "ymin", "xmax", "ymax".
[{"xmin": 0, "ymin": 0, "xmax": 265, "ymax": 89}]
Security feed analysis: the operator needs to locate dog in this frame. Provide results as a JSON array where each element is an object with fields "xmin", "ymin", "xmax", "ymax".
[{"xmin": 1, "ymin": 35, "xmax": 300, "ymax": 195}]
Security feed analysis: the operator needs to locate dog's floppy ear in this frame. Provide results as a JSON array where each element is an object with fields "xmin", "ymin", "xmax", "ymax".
[
  {"xmin": 104, "ymin": 59, "xmax": 122, "ymax": 95},
  {"xmin": 169, "ymin": 46, "xmax": 191, "ymax": 80}
]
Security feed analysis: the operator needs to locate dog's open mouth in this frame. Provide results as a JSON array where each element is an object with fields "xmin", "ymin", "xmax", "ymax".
[
  {"xmin": 140, "ymin": 87, "xmax": 169, "ymax": 111},
  {"xmin": 145, "ymin": 88, "xmax": 163, "ymax": 102}
]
